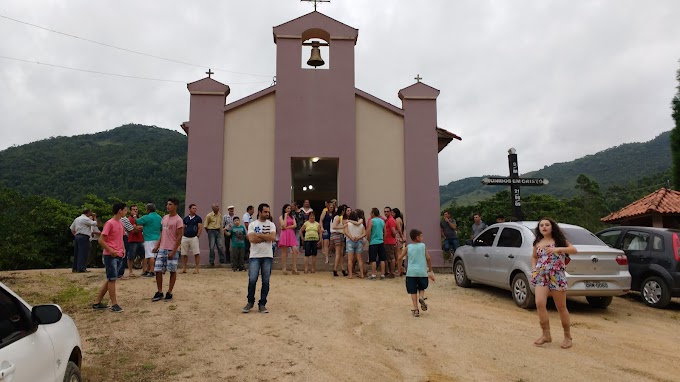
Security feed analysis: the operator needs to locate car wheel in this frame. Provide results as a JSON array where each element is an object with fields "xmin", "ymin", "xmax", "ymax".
[
  {"xmin": 453, "ymin": 260, "xmax": 471, "ymax": 288},
  {"xmin": 641, "ymin": 276, "xmax": 671, "ymax": 309},
  {"xmin": 512, "ymin": 273, "xmax": 535, "ymax": 309},
  {"xmin": 586, "ymin": 296, "xmax": 613, "ymax": 309},
  {"xmin": 63, "ymin": 361, "xmax": 82, "ymax": 382}
]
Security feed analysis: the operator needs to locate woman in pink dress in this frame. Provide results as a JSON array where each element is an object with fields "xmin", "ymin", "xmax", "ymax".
[{"xmin": 278, "ymin": 204, "xmax": 299, "ymax": 274}]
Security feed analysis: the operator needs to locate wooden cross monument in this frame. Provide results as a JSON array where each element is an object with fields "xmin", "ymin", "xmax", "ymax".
[{"xmin": 480, "ymin": 148, "xmax": 549, "ymax": 220}]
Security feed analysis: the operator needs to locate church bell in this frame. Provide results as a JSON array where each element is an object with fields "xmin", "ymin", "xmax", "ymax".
[{"xmin": 306, "ymin": 41, "xmax": 325, "ymax": 67}]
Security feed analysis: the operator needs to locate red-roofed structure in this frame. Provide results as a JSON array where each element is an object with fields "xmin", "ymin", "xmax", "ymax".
[{"xmin": 601, "ymin": 188, "xmax": 680, "ymax": 228}]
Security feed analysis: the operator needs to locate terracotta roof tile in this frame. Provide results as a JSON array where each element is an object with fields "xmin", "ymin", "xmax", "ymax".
[{"xmin": 601, "ymin": 188, "xmax": 680, "ymax": 222}]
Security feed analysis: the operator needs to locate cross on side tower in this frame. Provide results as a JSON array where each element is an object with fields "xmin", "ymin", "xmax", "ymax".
[
  {"xmin": 301, "ymin": 0, "xmax": 330, "ymax": 11},
  {"xmin": 415, "ymin": 74, "xmax": 423, "ymax": 82},
  {"xmin": 206, "ymin": 69, "xmax": 214, "ymax": 78}
]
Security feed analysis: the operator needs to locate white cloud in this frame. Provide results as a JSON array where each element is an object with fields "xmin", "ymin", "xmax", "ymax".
[{"xmin": 0, "ymin": 0, "xmax": 678, "ymax": 184}]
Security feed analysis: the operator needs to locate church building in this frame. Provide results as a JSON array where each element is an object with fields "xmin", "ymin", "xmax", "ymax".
[{"xmin": 181, "ymin": 11, "xmax": 460, "ymax": 265}]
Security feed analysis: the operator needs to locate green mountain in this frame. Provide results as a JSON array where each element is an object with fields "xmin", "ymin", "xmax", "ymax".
[
  {"xmin": 0, "ymin": 125, "xmax": 672, "ymax": 210},
  {"xmin": 440, "ymin": 131, "xmax": 672, "ymax": 206},
  {"xmin": 0, "ymin": 124, "xmax": 187, "ymax": 207}
]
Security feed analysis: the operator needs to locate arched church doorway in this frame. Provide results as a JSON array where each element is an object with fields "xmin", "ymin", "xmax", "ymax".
[{"xmin": 291, "ymin": 157, "xmax": 338, "ymax": 213}]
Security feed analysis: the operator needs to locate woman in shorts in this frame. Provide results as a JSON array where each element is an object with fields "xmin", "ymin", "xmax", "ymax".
[
  {"xmin": 344, "ymin": 211, "xmax": 366, "ymax": 279},
  {"xmin": 530, "ymin": 217, "xmax": 577, "ymax": 349},
  {"xmin": 300, "ymin": 212, "xmax": 322, "ymax": 273},
  {"xmin": 331, "ymin": 205, "xmax": 348, "ymax": 277}
]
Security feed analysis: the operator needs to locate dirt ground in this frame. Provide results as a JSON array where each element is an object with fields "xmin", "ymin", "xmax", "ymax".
[{"xmin": 2, "ymin": 267, "xmax": 680, "ymax": 382}]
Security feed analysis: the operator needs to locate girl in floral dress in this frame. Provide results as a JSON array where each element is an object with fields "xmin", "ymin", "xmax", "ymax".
[{"xmin": 531, "ymin": 217, "xmax": 577, "ymax": 349}]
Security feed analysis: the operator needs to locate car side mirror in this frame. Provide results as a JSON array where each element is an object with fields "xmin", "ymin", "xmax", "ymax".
[
  {"xmin": 32, "ymin": 304, "xmax": 62, "ymax": 325},
  {"xmin": 465, "ymin": 239, "xmax": 473, "ymax": 246}
]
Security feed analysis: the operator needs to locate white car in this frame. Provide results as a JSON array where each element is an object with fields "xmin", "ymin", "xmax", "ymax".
[
  {"xmin": 453, "ymin": 222, "xmax": 632, "ymax": 309},
  {"xmin": 0, "ymin": 281, "xmax": 82, "ymax": 382}
]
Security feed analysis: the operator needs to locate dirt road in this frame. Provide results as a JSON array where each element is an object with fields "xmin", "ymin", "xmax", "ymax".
[{"xmin": 2, "ymin": 268, "xmax": 680, "ymax": 381}]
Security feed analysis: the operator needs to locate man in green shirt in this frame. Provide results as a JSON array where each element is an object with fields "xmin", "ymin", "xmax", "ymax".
[
  {"xmin": 135, "ymin": 203, "xmax": 163, "ymax": 277},
  {"xmin": 366, "ymin": 208, "xmax": 387, "ymax": 280}
]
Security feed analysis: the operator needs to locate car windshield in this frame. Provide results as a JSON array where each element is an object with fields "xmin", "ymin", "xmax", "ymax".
[{"xmin": 562, "ymin": 227, "xmax": 607, "ymax": 246}]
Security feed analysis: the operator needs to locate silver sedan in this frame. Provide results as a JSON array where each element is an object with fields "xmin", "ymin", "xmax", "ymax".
[{"xmin": 453, "ymin": 222, "xmax": 632, "ymax": 309}]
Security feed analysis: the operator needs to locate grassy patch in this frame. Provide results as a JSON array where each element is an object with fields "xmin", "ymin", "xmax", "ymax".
[
  {"xmin": 142, "ymin": 363, "xmax": 157, "ymax": 371},
  {"xmin": 53, "ymin": 285, "xmax": 94, "ymax": 310}
]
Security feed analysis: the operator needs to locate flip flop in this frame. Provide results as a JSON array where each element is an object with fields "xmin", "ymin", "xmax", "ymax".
[
  {"xmin": 419, "ymin": 297, "xmax": 428, "ymax": 311},
  {"xmin": 411, "ymin": 309, "xmax": 420, "ymax": 317}
]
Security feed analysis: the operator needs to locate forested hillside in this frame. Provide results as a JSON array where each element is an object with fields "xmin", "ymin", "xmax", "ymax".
[
  {"xmin": 0, "ymin": 124, "xmax": 187, "ymax": 207},
  {"xmin": 440, "ymin": 131, "xmax": 672, "ymax": 206}
]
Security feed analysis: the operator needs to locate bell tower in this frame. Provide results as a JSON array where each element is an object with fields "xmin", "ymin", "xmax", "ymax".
[{"xmin": 272, "ymin": 12, "xmax": 359, "ymax": 211}]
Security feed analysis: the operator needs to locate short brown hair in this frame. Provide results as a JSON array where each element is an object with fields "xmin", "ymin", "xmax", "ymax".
[{"xmin": 409, "ymin": 229, "xmax": 422, "ymax": 241}]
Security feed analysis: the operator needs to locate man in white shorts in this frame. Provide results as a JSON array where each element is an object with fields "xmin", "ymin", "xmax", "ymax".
[
  {"xmin": 134, "ymin": 203, "xmax": 163, "ymax": 277},
  {"xmin": 181, "ymin": 203, "xmax": 203, "ymax": 273}
]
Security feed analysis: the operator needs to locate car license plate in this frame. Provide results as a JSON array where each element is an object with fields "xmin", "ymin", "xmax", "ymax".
[{"xmin": 585, "ymin": 281, "xmax": 608, "ymax": 288}]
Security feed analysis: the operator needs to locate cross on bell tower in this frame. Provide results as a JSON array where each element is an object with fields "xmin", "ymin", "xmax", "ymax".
[
  {"xmin": 301, "ymin": 0, "xmax": 330, "ymax": 11},
  {"xmin": 415, "ymin": 74, "xmax": 423, "ymax": 83},
  {"xmin": 205, "ymin": 69, "xmax": 214, "ymax": 78}
]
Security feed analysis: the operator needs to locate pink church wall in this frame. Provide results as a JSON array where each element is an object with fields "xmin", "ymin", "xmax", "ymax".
[
  {"xmin": 399, "ymin": 84, "xmax": 444, "ymax": 265},
  {"xmin": 184, "ymin": 79, "xmax": 229, "ymax": 264},
  {"xmin": 272, "ymin": 18, "xmax": 358, "ymax": 213}
]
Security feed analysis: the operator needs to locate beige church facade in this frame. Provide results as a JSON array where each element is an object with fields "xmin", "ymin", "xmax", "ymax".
[{"xmin": 181, "ymin": 11, "xmax": 459, "ymax": 265}]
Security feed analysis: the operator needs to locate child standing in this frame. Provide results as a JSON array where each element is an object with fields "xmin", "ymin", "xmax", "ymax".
[
  {"xmin": 227, "ymin": 216, "xmax": 248, "ymax": 271},
  {"xmin": 91, "ymin": 202, "xmax": 127, "ymax": 313},
  {"xmin": 397, "ymin": 229, "xmax": 435, "ymax": 317},
  {"xmin": 300, "ymin": 212, "xmax": 322, "ymax": 273}
]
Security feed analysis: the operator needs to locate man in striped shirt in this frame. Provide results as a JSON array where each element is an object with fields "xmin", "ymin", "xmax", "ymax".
[{"xmin": 117, "ymin": 213, "xmax": 135, "ymax": 278}]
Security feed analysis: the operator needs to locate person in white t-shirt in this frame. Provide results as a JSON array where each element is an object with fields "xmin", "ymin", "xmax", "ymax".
[{"xmin": 242, "ymin": 203, "xmax": 276, "ymax": 314}]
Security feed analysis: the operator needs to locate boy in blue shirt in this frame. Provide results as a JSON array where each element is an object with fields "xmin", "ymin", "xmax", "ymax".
[
  {"xmin": 227, "ymin": 217, "xmax": 248, "ymax": 271},
  {"xmin": 397, "ymin": 229, "xmax": 435, "ymax": 317}
]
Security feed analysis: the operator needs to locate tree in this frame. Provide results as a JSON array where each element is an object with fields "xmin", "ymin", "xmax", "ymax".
[{"xmin": 672, "ymin": 61, "xmax": 680, "ymax": 189}]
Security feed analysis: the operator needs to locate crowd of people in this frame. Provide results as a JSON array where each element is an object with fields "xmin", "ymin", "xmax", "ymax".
[
  {"xmin": 71, "ymin": 198, "xmax": 436, "ymax": 317},
  {"xmin": 72, "ymin": 199, "xmax": 576, "ymax": 347}
]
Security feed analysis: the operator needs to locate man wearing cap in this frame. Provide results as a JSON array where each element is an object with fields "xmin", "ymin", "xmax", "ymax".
[{"xmin": 222, "ymin": 205, "xmax": 237, "ymax": 264}]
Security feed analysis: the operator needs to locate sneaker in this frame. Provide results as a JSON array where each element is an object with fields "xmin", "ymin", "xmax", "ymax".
[
  {"xmin": 242, "ymin": 302, "xmax": 254, "ymax": 313},
  {"xmin": 92, "ymin": 302, "xmax": 108, "ymax": 310},
  {"xmin": 164, "ymin": 292, "xmax": 173, "ymax": 302},
  {"xmin": 259, "ymin": 305, "xmax": 269, "ymax": 314},
  {"xmin": 368, "ymin": 275, "xmax": 377, "ymax": 280},
  {"xmin": 380, "ymin": 275, "xmax": 385, "ymax": 280},
  {"xmin": 143, "ymin": 272, "xmax": 154, "ymax": 278},
  {"xmin": 152, "ymin": 292, "xmax": 164, "ymax": 302},
  {"xmin": 110, "ymin": 304, "xmax": 124, "ymax": 313}
]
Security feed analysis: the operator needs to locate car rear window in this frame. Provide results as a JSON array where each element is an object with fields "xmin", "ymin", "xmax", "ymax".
[{"xmin": 562, "ymin": 227, "xmax": 607, "ymax": 246}]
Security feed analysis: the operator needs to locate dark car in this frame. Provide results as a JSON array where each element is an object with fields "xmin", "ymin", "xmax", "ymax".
[{"xmin": 596, "ymin": 226, "xmax": 680, "ymax": 308}]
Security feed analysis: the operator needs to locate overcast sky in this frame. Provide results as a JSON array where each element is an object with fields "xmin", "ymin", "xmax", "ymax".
[{"xmin": 1, "ymin": 0, "xmax": 678, "ymax": 185}]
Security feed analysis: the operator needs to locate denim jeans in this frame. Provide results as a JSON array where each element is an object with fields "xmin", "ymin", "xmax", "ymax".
[
  {"xmin": 443, "ymin": 237, "xmax": 459, "ymax": 254},
  {"xmin": 117, "ymin": 236, "xmax": 129, "ymax": 277},
  {"xmin": 247, "ymin": 257, "xmax": 272, "ymax": 307},
  {"xmin": 73, "ymin": 234, "xmax": 90, "ymax": 271},
  {"xmin": 207, "ymin": 229, "xmax": 225, "ymax": 264},
  {"xmin": 103, "ymin": 255, "xmax": 122, "ymax": 281}
]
